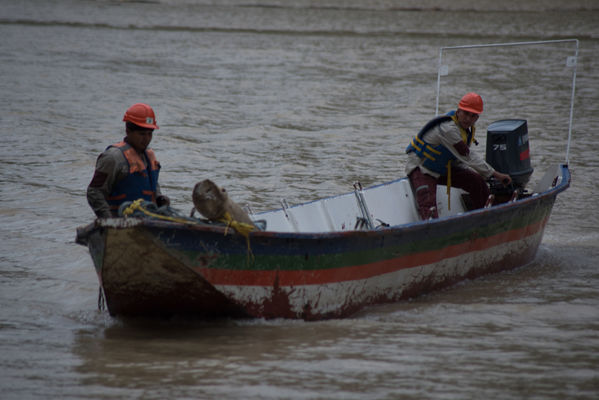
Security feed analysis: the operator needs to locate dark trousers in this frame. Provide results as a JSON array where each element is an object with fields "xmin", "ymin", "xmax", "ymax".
[{"xmin": 408, "ymin": 167, "xmax": 490, "ymax": 220}]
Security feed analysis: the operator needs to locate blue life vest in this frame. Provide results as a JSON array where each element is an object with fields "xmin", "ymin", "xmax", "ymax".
[
  {"xmin": 106, "ymin": 141, "xmax": 161, "ymax": 213},
  {"xmin": 405, "ymin": 111, "xmax": 475, "ymax": 175}
]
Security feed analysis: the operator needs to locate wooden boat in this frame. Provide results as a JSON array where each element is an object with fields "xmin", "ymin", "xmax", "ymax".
[
  {"xmin": 76, "ymin": 40, "xmax": 577, "ymax": 320},
  {"xmin": 75, "ymin": 162, "xmax": 570, "ymax": 320}
]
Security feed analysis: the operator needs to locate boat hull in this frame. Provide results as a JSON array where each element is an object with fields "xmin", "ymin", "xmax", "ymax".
[{"xmin": 76, "ymin": 165, "xmax": 569, "ymax": 320}]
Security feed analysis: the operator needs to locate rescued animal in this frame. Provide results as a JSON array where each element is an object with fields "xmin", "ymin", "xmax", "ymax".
[{"xmin": 192, "ymin": 179, "xmax": 255, "ymax": 226}]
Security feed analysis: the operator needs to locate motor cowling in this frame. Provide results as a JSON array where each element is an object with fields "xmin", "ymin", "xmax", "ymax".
[{"xmin": 485, "ymin": 119, "xmax": 534, "ymax": 192}]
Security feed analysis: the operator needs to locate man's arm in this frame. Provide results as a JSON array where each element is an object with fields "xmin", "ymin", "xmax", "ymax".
[
  {"xmin": 154, "ymin": 181, "xmax": 171, "ymax": 207},
  {"xmin": 86, "ymin": 149, "xmax": 124, "ymax": 218},
  {"xmin": 437, "ymin": 124, "xmax": 495, "ymax": 178}
]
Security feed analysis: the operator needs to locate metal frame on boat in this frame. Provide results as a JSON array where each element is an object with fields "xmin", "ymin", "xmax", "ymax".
[{"xmin": 76, "ymin": 40, "xmax": 577, "ymax": 320}]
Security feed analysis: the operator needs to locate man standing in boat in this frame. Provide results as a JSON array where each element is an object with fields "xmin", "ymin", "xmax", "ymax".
[
  {"xmin": 86, "ymin": 103, "xmax": 170, "ymax": 218},
  {"xmin": 405, "ymin": 92, "xmax": 511, "ymax": 220}
]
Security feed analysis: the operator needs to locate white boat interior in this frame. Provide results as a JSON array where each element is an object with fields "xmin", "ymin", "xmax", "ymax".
[
  {"xmin": 253, "ymin": 179, "xmax": 467, "ymax": 233},
  {"xmin": 251, "ymin": 165, "xmax": 562, "ymax": 234}
]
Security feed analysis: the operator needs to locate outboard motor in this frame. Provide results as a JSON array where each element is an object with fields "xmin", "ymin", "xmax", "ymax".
[{"xmin": 485, "ymin": 119, "xmax": 534, "ymax": 198}]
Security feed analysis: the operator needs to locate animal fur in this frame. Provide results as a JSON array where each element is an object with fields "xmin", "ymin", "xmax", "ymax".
[{"xmin": 192, "ymin": 179, "xmax": 254, "ymax": 226}]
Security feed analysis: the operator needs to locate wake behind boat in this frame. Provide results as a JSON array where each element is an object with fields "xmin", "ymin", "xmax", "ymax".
[{"xmin": 75, "ymin": 40, "xmax": 577, "ymax": 320}]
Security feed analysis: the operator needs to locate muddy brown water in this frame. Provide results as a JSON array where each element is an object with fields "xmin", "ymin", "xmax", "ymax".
[{"xmin": 1, "ymin": 0, "xmax": 598, "ymax": 398}]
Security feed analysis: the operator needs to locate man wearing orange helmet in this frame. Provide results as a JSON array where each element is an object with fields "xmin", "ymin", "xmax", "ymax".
[
  {"xmin": 87, "ymin": 103, "xmax": 170, "ymax": 218},
  {"xmin": 405, "ymin": 92, "xmax": 512, "ymax": 220}
]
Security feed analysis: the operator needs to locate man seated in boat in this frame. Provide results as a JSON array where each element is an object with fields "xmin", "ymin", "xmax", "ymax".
[
  {"xmin": 405, "ymin": 92, "xmax": 511, "ymax": 220},
  {"xmin": 86, "ymin": 103, "xmax": 170, "ymax": 218}
]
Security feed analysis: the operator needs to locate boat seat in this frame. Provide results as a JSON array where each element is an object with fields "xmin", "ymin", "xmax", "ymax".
[
  {"xmin": 435, "ymin": 185, "xmax": 467, "ymax": 217},
  {"xmin": 362, "ymin": 179, "xmax": 420, "ymax": 226}
]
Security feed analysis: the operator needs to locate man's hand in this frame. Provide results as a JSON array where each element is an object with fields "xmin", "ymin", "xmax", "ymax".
[
  {"xmin": 493, "ymin": 171, "xmax": 512, "ymax": 186},
  {"xmin": 156, "ymin": 195, "xmax": 171, "ymax": 207}
]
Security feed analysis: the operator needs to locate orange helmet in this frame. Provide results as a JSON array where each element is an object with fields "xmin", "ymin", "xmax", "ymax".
[
  {"xmin": 123, "ymin": 103, "xmax": 159, "ymax": 129},
  {"xmin": 458, "ymin": 92, "xmax": 483, "ymax": 114}
]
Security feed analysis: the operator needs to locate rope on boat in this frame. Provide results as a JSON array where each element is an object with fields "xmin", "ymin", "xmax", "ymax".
[
  {"xmin": 121, "ymin": 199, "xmax": 256, "ymax": 265},
  {"xmin": 219, "ymin": 211, "xmax": 256, "ymax": 264},
  {"xmin": 121, "ymin": 199, "xmax": 199, "ymax": 224},
  {"xmin": 98, "ymin": 286, "xmax": 105, "ymax": 311},
  {"xmin": 446, "ymin": 160, "xmax": 452, "ymax": 211}
]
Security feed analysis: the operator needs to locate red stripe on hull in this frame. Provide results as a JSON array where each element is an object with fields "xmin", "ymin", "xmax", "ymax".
[{"xmin": 198, "ymin": 215, "xmax": 549, "ymax": 286}]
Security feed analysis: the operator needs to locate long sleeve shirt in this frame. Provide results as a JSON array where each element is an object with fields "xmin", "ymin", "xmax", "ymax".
[
  {"xmin": 405, "ymin": 120, "xmax": 495, "ymax": 179},
  {"xmin": 87, "ymin": 145, "xmax": 163, "ymax": 218}
]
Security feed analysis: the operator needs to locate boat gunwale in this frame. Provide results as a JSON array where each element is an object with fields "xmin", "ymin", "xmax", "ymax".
[{"xmin": 77, "ymin": 164, "xmax": 570, "ymax": 241}]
